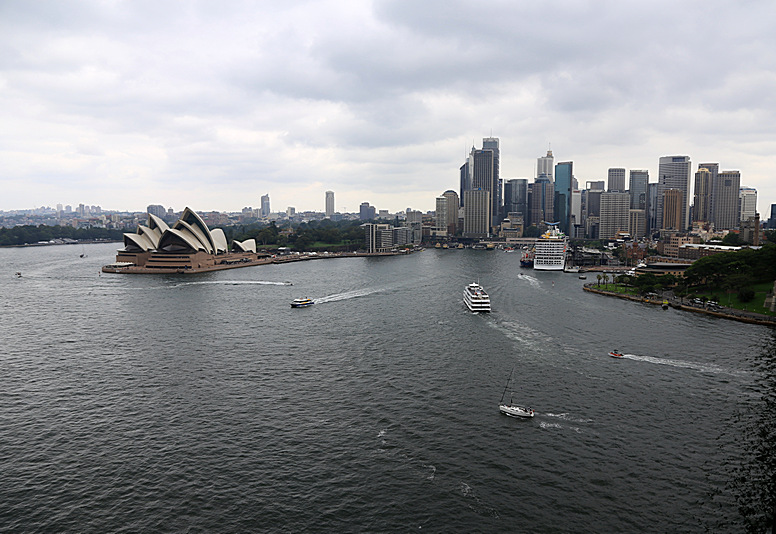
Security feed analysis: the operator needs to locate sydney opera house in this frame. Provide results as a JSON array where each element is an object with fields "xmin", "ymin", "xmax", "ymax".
[{"xmin": 103, "ymin": 207, "xmax": 268, "ymax": 273}]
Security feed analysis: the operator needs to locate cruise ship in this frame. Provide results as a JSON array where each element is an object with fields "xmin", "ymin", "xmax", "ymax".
[
  {"xmin": 463, "ymin": 282, "xmax": 491, "ymax": 312},
  {"xmin": 533, "ymin": 225, "xmax": 567, "ymax": 271}
]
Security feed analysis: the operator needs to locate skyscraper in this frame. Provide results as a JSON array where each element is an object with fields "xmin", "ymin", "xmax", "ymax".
[
  {"xmin": 325, "ymin": 191, "xmax": 335, "ymax": 217},
  {"xmin": 529, "ymin": 174, "xmax": 554, "ymax": 227},
  {"xmin": 537, "ymin": 149, "xmax": 554, "ymax": 181},
  {"xmin": 608, "ymin": 168, "xmax": 626, "ymax": 192},
  {"xmin": 657, "ymin": 156, "xmax": 692, "ymax": 231},
  {"xmin": 359, "ymin": 202, "xmax": 376, "ymax": 220},
  {"xmin": 468, "ymin": 146, "xmax": 496, "ymax": 229},
  {"xmin": 693, "ymin": 167, "xmax": 713, "ymax": 223},
  {"xmin": 482, "ymin": 137, "xmax": 500, "ymax": 218},
  {"xmin": 554, "ymin": 161, "xmax": 573, "ymax": 234},
  {"xmin": 504, "ymin": 179, "xmax": 529, "ymax": 220},
  {"xmin": 463, "ymin": 189, "xmax": 490, "ymax": 238},
  {"xmin": 712, "ymin": 170, "xmax": 740, "ymax": 229},
  {"xmin": 739, "ymin": 186, "xmax": 757, "ymax": 222},
  {"xmin": 442, "ymin": 190, "xmax": 460, "ymax": 235},
  {"xmin": 435, "ymin": 196, "xmax": 448, "ymax": 233},
  {"xmin": 260, "ymin": 194, "xmax": 270, "ymax": 217},
  {"xmin": 628, "ymin": 170, "xmax": 648, "ymax": 210},
  {"xmin": 459, "ymin": 161, "xmax": 470, "ymax": 205},
  {"xmin": 600, "ymin": 192, "xmax": 630, "ymax": 239},
  {"xmin": 662, "ymin": 189, "xmax": 684, "ymax": 231}
]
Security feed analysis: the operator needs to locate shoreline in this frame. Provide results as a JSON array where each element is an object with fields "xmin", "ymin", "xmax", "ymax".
[{"xmin": 583, "ymin": 284, "xmax": 776, "ymax": 327}]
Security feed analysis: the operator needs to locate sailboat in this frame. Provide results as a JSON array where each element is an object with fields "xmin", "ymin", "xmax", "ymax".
[{"xmin": 499, "ymin": 368, "xmax": 535, "ymax": 418}]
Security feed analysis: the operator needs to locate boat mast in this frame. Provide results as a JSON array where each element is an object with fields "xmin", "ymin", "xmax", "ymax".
[{"xmin": 500, "ymin": 367, "xmax": 514, "ymax": 404}]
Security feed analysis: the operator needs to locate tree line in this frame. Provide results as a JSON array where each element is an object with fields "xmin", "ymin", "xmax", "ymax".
[{"xmin": 0, "ymin": 225, "xmax": 125, "ymax": 246}]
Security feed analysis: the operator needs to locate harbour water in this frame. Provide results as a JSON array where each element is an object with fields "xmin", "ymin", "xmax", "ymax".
[{"xmin": 1, "ymin": 243, "xmax": 773, "ymax": 532}]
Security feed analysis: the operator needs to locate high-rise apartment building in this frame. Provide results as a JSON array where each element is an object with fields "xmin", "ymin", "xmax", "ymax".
[
  {"xmin": 554, "ymin": 162, "xmax": 573, "ymax": 234},
  {"xmin": 693, "ymin": 167, "xmax": 713, "ymax": 223},
  {"xmin": 608, "ymin": 168, "xmax": 626, "ymax": 192},
  {"xmin": 260, "ymin": 194, "xmax": 270, "ymax": 217},
  {"xmin": 435, "ymin": 196, "xmax": 448, "ymax": 233},
  {"xmin": 147, "ymin": 204, "xmax": 166, "ymax": 218},
  {"xmin": 712, "ymin": 170, "xmax": 740, "ymax": 229},
  {"xmin": 629, "ymin": 170, "xmax": 648, "ymax": 210},
  {"xmin": 359, "ymin": 202, "xmax": 376, "ymax": 220},
  {"xmin": 325, "ymin": 191, "xmax": 335, "ymax": 217},
  {"xmin": 657, "ymin": 156, "xmax": 692, "ymax": 231},
  {"xmin": 537, "ymin": 149, "xmax": 554, "ymax": 181},
  {"xmin": 599, "ymin": 192, "xmax": 630, "ymax": 239},
  {"xmin": 739, "ymin": 186, "xmax": 757, "ymax": 222}
]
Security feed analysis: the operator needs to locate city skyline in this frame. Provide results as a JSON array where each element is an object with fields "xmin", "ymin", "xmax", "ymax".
[{"xmin": 2, "ymin": 1, "xmax": 775, "ymax": 215}]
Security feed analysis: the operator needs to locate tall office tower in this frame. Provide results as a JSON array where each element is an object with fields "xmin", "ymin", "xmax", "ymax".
[
  {"xmin": 712, "ymin": 170, "xmax": 740, "ymax": 229},
  {"xmin": 608, "ymin": 168, "xmax": 626, "ymax": 192},
  {"xmin": 260, "ymin": 194, "xmax": 270, "ymax": 217},
  {"xmin": 629, "ymin": 209, "xmax": 647, "ymax": 239},
  {"xmin": 662, "ymin": 189, "xmax": 684, "ymax": 231},
  {"xmin": 442, "ymin": 190, "xmax": 460, "ymax": 235},
  {"xmin": 657, "ymin": 156, "xmax": 692, "ymax": 231},
  {"xmin": 537, "ymin": 149, "xmax": 554, "ymax": 181},
  {"xmin": 599, "ymin": 192, "xmax": 630, "ymax": 239},
  {"xmin": 468, "ymin": 146, "xmax": 496, "ymax": 229},
  {"xmin": 769, "ymin": 204, "xmax": 776, "ymax": 229},
  {"xmin": 629, "ymin": 170, "xmax": 649, "ymax": 210},
  {"xmin": 325, "ymin": 191, "xmax": 335, "ymax": 217},
  {"xmin": 459, "ymin": 161, "xmax": 470, "ymax": 205},
  {"xmin": 739, "ymin": 186, "xmax": 757, "ymax": 222},
  {"xmin": 586, "ymin": 180, "xmax": 605, "ymax": 191},
  {"xmin": 463, "ymin": 189, "xmax": 490, "ymax": 238},
  {"xmin": 435, "ymin": 196, "xmax": 448, "ymax": 233},
  {"xmin": 647, "ymin": 183, "xmax": 658, "ymax": 234},
  {"xmin": 503, "ymin": 179, "xmax": 529, "ymax": 220},
  {"xmin": 529, "ymin": 174, "xmax": 554, "ymax": 226},
  {"xmin": 571, "ymin": 190, "xmax": 582, "ymax": 229},
  {"xmin": 586, "ymin": 190, "xmax": 602, "ymax": 218},
  {"xmin": 482, "ymin": 137, "xmax": 500, "ymax": 217},
  {"xmin": 693, "ymin": 167, "xmax": 713, "ymax": 223},
  {"xmin": 554, "ymin": 161, "xmax": 573, "ymax": 234}
]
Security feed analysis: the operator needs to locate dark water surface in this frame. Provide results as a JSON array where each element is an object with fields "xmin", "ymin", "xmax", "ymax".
[{"xmin": 1, "ymin": 244, "xmax": 771, "ymax": 532}]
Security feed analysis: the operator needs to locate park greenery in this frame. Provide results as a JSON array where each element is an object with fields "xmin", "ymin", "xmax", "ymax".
[{"xmin": 225, "ymin": 219, "xmax": 367, "ymax": 252}]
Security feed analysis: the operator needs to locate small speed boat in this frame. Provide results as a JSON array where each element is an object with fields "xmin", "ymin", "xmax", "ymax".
[
  {"xmin": 609, "ymin": 350, "xmax": 624, "ymax": 359},
  {"xmin": 291, "ymin": 298, "xmax": 314, "ymax": 308}
]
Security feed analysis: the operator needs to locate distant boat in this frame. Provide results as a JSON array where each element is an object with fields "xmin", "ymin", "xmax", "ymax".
[
  {"xmin": 498, "ymin": 368, "xmax": 535, "ymax": 418},
  {"xmin": 291, "ymin": 298, "xmax": 314, "ymax": 308},
  {"xmin": 520, "ymin": 248, "xmax": 535, "ymax": 268},
  {"xmin": 608, "ymin": 350, "xmax": 624, "ymax": 359},
  {"xmin": 579, "ymin": 275, "xmax": 587, "ymax": 280},
  {"xmin": 15, "ymin": 272, "xmax": 22, "ymax": 278},
  {"xmin": 662, "ymin": 301, "xmax": 669, "ymax": 310}
]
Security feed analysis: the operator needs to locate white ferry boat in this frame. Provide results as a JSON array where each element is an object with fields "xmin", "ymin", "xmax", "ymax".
[
  {"xmin": 290, "ymin": 298, "xmax": 314, "ymax": 308},
  {"xmin": 463, "ymin": 282, "xmax": 491, "ymax": 312},
  {"xmin": 534, "ymin": 225, "xmax": 568, "ymax": 271}
]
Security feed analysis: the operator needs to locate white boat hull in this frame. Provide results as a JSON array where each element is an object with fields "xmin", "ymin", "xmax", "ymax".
[{"xmin": 499, "ymin": 404, "xmax": 534, "ymax": 418}]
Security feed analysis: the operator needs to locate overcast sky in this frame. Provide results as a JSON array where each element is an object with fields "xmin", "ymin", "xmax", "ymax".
[{"xmin": 2, "ymin": 0, "xmax": 775, "ymax": 215}]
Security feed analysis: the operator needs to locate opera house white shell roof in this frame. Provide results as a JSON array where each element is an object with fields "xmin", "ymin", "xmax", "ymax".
[{"xmin": 123, "ymin": 207, "xmax": 251, "ymax": 254}]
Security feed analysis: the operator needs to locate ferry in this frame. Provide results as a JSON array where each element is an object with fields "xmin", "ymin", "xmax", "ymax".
[
  {"xmin": 290, "ymin": 298, "xmax": 314, "ymax": 308},
  {"xmin": 463, "ymin": 282, "xmax": 491, "ymax": 313},
  {"xmin": 520, "ymin": 248, "xmax": 535, "ymax": 268},
  {"xmin": 534, "ymin": 225, "xmax": 567, "ymax": 271}
]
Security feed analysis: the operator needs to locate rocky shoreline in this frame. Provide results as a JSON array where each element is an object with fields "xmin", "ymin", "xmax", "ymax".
[{"xmin": 583, "ymin": 284, "xmax": 776, "ymax": 327}]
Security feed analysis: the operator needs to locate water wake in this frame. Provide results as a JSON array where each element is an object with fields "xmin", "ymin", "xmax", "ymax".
[
  {"xmin": 171, "ymin": 280, "xmax": 291, "ymax": 288},
  {"xmin": 315, "ymin": 287, "xmax": 382, "ymax": 304},
  {"xmin": 621, "ymin": 353, "xmax": 744, "ymax": 376}
]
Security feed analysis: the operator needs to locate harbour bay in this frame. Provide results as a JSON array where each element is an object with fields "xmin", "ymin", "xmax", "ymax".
[{"xmin": 1, "ymin": 243, "xmax": 772, "ymax": 532}]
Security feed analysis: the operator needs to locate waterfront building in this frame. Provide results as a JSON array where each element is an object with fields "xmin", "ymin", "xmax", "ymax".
[
  {"xmin": 537, "ymin": 149, "xmax": 554, "ymax": 181},
  {"xmin": 599, "ymin": 192, "xmax": 630, "ymax": 239},
  {"xmin": 325, "ymin": 191, "xmax": 335, "ymax": 217},
  {"xmin": 260, "ymin": 194, "xmax": 270, "ymax": 218},
  {"xmin": 435, "ymin": 196, "xmax": 448, "ymax": 236},
  {"xmin": 554, "ymin": 161, "xmax": 573, "ymax": 234},
  {"xmin": 662, "ymin": 189, "xmax": 684, "ymax": 231},
  {"xmin": 364, "ymin": 223, "xmax": 393, "ymax": 253},
  {"xmin": 463, "ymin": 189, "xmax": 490, "ymax": 239},
  {"xmin": 629, "ymin": 170, "xmax": 648, "ymax": 210},
  {"xmin": 608, "ymin": 168, "xmax": 626, "ymax": 192},
  {"xmin": 693, "ymin": 167, "xmax": 713, "ymax": 224},
  {"xmin": 739, "ymin": 186, "xmax": 757, "ymax": 222},
  {"xmin": 657, "ymin": 155, "xmax": 692, "ymax": 231},
  {"xmin": 712, "ymin": 170, "xmax": 740, "ymax": 230}
]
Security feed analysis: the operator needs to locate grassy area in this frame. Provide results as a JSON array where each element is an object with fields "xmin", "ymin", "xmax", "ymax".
[
  {"xmin": 692, "ymin": 281, "xmax": 776, "ymax": 316},
  {"xmin": 595, "ymin": 283, "xmax": 639, "ymax": 296}
]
